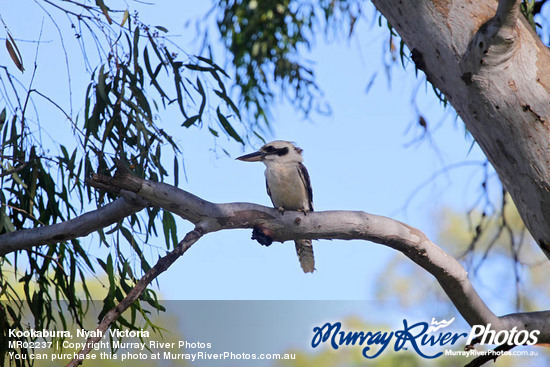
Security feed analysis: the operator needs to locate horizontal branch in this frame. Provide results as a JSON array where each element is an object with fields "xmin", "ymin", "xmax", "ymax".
[
  {"xmin": 86, "ymin": 170, "xmax": 550, "ymax": 340},
  {"xmin": 2, "ymin": 169, "xmax": 549, "ymax": 343},
  {"xmin": 0, "ymin": 194, "xmax": 146, "ymax": 256}
]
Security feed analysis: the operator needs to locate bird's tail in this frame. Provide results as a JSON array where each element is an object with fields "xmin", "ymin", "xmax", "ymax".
[{"xmin": 295, "ymin": 239, "xmax": 315, "ymax": 273}]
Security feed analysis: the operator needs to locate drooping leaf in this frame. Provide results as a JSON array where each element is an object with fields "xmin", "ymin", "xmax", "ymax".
[
  {"xmin": 5, "ymin": 33, "xmax": 24, "ymax": 72},
  {"xmin": 121, "ymin": 9, "xmax": 130, "ymax": 27},
  {"xmin": 214, "ymin": 90, "xmax": 241, "ymax": 119},
  {"xmin": 216, "ymin": 107, "xmax": 243, "ymax": 144},
  {"xmin": 173, "ymin": 156, "xmax": 179, "ymax": 187},
  {"xmin": 0, "ymin": 108, "xmax": 6, "ymax": 128},
  {"xmin": 161, "ymin": 211, "xmax": 177, "ymax": 249},
  {"xmin": 208, "ymin": 127, "xmax": 219, "ymax": 137},
  {"xmin": 182, "ymin": 115, "xmax": 199, "ymax": 127},
  {"xmin": 133, "ymin": 26, "xmax": 140, "ymax": 70},
  {"xmin": 196, "ymin": 77, "xmax": 206, "ymax": 117}
]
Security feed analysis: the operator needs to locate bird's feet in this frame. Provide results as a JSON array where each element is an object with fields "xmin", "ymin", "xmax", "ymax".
[
  {"xmin": 252, "ymin": 227, "xmax": 273, "ymax": 247},
  {"xmin": 277, "ymin": 207, "xmax": 285, "ymax": 215},
  {"xmin": 297, "ymin": 208, "xmax": 308, "ymax": 216}
]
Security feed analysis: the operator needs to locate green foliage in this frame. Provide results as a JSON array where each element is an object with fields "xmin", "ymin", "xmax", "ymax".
[
  {"xmin": 0, "ymin": 1, "xmax": 245, "ymax": 365},
  {"xmin": 216, "ymin": 0, "xmax": 362, "ymax": 124},
  {"xmin": 521, "ymin": 0, "xmax": 539, "ymax": 31}
]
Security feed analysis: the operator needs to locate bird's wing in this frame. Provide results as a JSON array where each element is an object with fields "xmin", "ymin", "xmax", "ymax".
[
  {"xmin": 265, "ymin": 178, "xmax": 276, "ymax": 208},
  {"xmin": 297, "ymin": 162, "xmax": 313, "ymax": 212}
]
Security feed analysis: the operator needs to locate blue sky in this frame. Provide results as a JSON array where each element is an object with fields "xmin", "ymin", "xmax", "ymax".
[{"xmin": 4, "ymin": 1, "xmax": 503, "ymax": 306}]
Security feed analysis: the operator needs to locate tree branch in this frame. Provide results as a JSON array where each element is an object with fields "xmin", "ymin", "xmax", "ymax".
[
  {"xmin": 66, "ymin": 227, "xmax": 203, "ymax": 367},
  {"xmin": 0, "ymin": 194, "xmax": 146, "ymax": 256},
  {"xmin": 86, "ymin": 170, "xmax": 550, "ymax": 340},
  {"xmin": 496, "ymin": 0, "xmax": 521, "ymax": 30},
  {"xmin": 3, "ymin": 168, "xmax": 550, "ymax": 346},
  {"xmin": 462, "ymin": 0, "xmax": 521, "ymax": 75},
  {"xmin": 0, "ymin": 161, "xmax": 31, "ymax": 177}
]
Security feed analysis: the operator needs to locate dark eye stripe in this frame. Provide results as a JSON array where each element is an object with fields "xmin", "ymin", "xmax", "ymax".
[
  {"xmin": 275, "ymin": 147, "xmax": 289, "ymax": 156},
  {"xmin": 262, "ymin": 145, "xmax": 289, "ymax": 156}
]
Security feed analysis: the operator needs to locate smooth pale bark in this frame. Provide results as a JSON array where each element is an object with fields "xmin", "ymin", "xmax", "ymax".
[
  {"xmin": 0, "ymin": 194, "xmax": 146, "ymax": 256},
  {"xmin": 85, "ymin": 170, "xmax": 550, "ymax": 341},
  {"xmin": 371, "ymin": 0, "xmax": 550, "ymax": 257}
]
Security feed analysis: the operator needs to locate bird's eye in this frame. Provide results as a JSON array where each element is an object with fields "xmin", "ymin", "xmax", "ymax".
[
  {"xmin": 264, "ymin": 146, "xmax": 276, "ymax": 153},
  {"xmin": 276, "ymin": 147, "xmax": 289, "ymax": 156}
]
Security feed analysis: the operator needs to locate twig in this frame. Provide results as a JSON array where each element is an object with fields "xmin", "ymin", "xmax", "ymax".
[
  {"xmin": 0, "ymin": 202, "xmax": 46, "ymax": 226},
  {"xmin": 27, "ymin": 249, "xmax": 66, "ymax": 274},
  {"xmin": 0, "ymin": 161, "xmax": 30, "ymax": 177},
  {"xmin": 66, "ymin": 227, "xmax": 203, "ymax": 366}
]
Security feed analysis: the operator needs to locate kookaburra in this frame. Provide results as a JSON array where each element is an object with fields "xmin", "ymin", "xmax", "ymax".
[{"xmin": 237, "ymin": 140, "xmax": 315, "ymax": 273}]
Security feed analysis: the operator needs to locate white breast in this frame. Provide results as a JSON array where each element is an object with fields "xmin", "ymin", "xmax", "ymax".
[{"xmin": 264, "ymin": 163, "xmax": 309, "ymax": 211}]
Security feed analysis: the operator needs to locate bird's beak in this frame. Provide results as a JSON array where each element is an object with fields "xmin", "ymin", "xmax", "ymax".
[{"xmin": 236, "ymin": 150, "xmax": 265, "ymax": 162}]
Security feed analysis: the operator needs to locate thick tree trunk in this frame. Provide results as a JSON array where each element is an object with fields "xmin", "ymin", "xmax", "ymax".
[{"xmin": 371, "ymin": 0, "xmax": 550, "ymax": 257}]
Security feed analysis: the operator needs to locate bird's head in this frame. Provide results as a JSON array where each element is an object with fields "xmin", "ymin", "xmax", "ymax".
[{"xmin": 236, "ymin": 140, "xmax": 304, "ymax": 164}]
